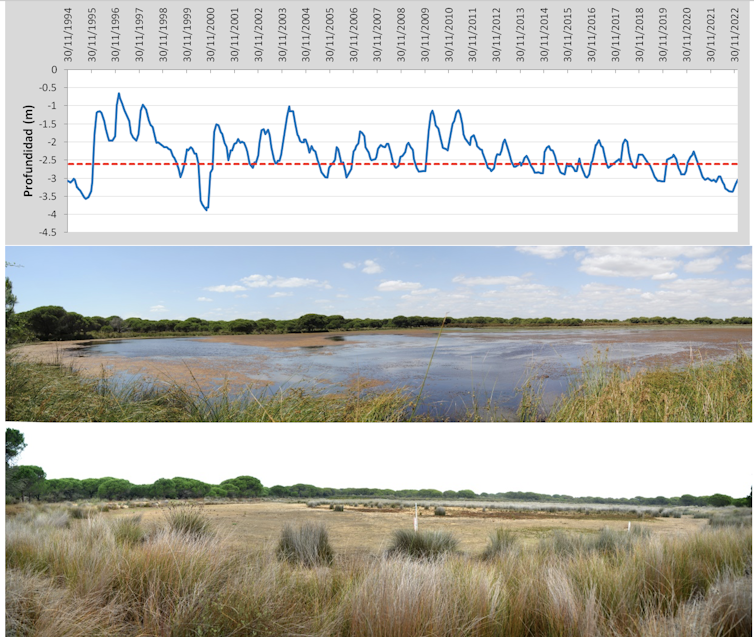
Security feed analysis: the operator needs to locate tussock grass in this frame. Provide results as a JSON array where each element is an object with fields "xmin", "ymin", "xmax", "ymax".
[
  {"xmin": 164, "ymin": 506, "xmax": 213, "ymax": 538},
  {"xmin": 5, "ymin": 506, "xmax": 752, "ymax": 636},
  {"xmin": 112, "ymin": 515, "xmax": 145, "ymax": 546},
  {"xmin": 537, "ymin": 526, "xmax": 653, "ymax": 559},
  {"xmin": 482, "ymin": 528, "xmax": 519, "ymax": 560},
  {"xmin": 518, "ymin": 347, "xmax": 752, "ymax": 422},
  {"xmin": 67, "ymin": 505, "xmax": 96, "ymax": 520},
  {"xmin": 5, "ymin": 354, "xmax": 412, "ymax": 422},
  {"xmin": 709, "ymin": 508, "xmax": 753, "ymax": 528},
  {"xmin": 277, "ymin": 522, "xmax": 334, "ymax": 567},
  {"xmin": 387, "ymin": 529, "xmax": 459, "ymax": 559}
]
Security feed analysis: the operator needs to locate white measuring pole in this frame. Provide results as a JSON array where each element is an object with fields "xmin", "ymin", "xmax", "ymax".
[{"xmin": 414, "ymin": 503, "xmax": 418, "ymax": 532}]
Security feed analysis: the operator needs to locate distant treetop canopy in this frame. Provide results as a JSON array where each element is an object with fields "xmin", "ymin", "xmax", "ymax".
[{"xmin": 11, "ymin": 306, "xmax": 752, "ymax": 342}]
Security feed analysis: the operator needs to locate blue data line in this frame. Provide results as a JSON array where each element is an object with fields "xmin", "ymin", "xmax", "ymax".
[{"xmin": 68, "ymin": 93, "xmax": 738, "ymax": 210}]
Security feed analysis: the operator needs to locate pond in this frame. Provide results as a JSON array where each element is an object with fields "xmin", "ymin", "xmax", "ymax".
[{"xmin": 67, "ymin": 326, "xmax": 751, "ymax": 420}]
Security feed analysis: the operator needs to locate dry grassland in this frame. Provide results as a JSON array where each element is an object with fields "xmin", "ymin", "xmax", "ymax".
[{"xmin": 108, "ymin": 501, "xmax": 707, "ymax": 555}]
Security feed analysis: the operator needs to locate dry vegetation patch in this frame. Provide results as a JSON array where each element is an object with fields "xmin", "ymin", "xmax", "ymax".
[
  {"xmin": 105, "ymin": 501, "xmax": 708, "ymax": 555},
  {"xmin": 5, "ymin": 503, "xmax": 751, "ymax": 637}
]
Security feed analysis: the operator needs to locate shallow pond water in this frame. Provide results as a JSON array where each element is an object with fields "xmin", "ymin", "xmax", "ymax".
[{"xmin": 71, "ymin": 326, "xmax": 751, "ymax": 420}]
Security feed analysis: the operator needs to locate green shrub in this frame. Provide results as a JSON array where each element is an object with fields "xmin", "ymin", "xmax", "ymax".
[
  {"xmin": 333, "ymin": 504, "xmax": 344, "ymax": 512},
  {"xmin": 277, "ymin": 523, "xmax": 334, "ymax": 567},
  {"xmin": 387, "ymin": 529, "xmax": 459, "ymax": 559},
  {"xmin": 434, "ymin": 506, "xmax": 446, "ymax": 516}
]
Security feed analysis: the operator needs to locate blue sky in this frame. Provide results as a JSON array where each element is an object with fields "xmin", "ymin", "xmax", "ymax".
[{"xmin": 5, "ymin": 246, "xmax": 752, "ymax": 321}]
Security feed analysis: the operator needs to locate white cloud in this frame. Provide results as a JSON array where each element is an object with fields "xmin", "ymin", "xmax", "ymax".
[
  {"xmin": 336, "ymin": 294, "xmax": 349, "ymax": 298},
  {"xmin": 579, "ymin": 255, "xmax": 681, "ymax": 279},
  {"xmin": 149, "ymin": 305, "xmax": 168, "ymax": 313},
  {"xmin": 577, "ymin": 247, "xmax": 724, "ymax": 279},
  {"xmin": 377, "ymin": 280, "xmax": 422, "ymax": 292},
  {"xmin": 343, "ymin": 259, "xmax": 384, "ymax": 274},
  {"xmin": 648, "ymin": 278, "xmax": 752, "ymax": 310},
  {"xmin": 652, "ymin": 272, "xmax": 678, "ymax": 281},
  {"xmin": 515, "ymin": 246, "xmax": 567, "ymax": 259},
  {"xmin": 205, "ymin": 284, "xmax": 246, "ymax": 293},
  {"xmin": 362, "ymin": 296, "xmax": 382, "ymax": 301},
  {"xmin": 210, "ymin": 275, "xmax": 331, "ymax": 293},
  {"xmin": 406, "ymin": 288, "xmax": 440, "ymax": 296},
  {"xmin": 269, "ymin": 292, "xmax": 292, "ymax": 298},
  {"xmin": 452, "ymin": 275, "xmax": 523, "ymax": 286},
  {"xmin": 362, "ymin": 259, "xmax": 384, "ymax": 274},
  {"xmin": 684, "ymin": 257, "xmax": 723, "ymax": 274},
  {"xmin": 241, "ymin": 274, "xmax": 326, "ymax": 289},
  {"xmin": 196, "ymin": 297, "xmax": 213, "ymax": 302},
  {"xmin": 736, "ymin": 253, "xmax": 752, "ymax": 270},
  {"xmin": 585, "ymin": 246, "xmax": 718, "ymax": 259}
]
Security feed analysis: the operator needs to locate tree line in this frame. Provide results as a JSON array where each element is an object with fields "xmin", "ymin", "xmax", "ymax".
[
  {"xmin": 8, "ymin": 470, "xmax": 749, "ymax": 508},
  {"xmin": 11, "ymin": 304, "xmax": 753, "ymax": 342},
  {"xmin": 6, "ymin": 431, "xmax": 750, "ymax": 507}
]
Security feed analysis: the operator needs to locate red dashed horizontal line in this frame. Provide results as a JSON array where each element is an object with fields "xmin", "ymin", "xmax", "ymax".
[{"xmin": 69, "ymin": 161, "xmax": 739, "ymax": 167}]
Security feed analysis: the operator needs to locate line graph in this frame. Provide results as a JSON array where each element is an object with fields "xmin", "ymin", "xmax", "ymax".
[
  {"xmin": 69, "ymin": 95, "xmax": 738, "ymax": 211},
  {"xmin": 66, "ymin": 69, "xmax": 738, "ymax": 233}
]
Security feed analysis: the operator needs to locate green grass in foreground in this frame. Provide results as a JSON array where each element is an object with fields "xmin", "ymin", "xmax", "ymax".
[
  {"xmin": 5, "ymin": 346, "xmax": 752, "ymax": 422},
  {"xmin": 4, "ymin": 353, "xmax": 411, "ymax": 422},
  {"xmin": 517, "ymin": 347, "xmax": 752, "ymax": 423},
  {"xmin": 5, "ymin": 504, "xmax": 752, "ymax": 637}
]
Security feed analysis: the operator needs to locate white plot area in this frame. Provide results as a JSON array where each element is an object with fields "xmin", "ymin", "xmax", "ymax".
[{"xmin": 66, "ymin": 69, "xmax": 738, "ymax": 233}]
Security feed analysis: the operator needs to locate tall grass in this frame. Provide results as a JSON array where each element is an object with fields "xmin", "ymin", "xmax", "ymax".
[
  {"xmin": 277, "ymin": 522, "xmax": 334, "ymax": 567},
  {"xmin": 9, "ymin": 341, "xmax": 750, "ymax": 423},
  {"xmin": 164, "ymin": 506, "xmax": 213, "ymax": 538},
  {"xmin": 387, "ymin": 529, "xmax": 460, "ymax": 559},
  {"xmin": 709, "ymin": 508, "xmax": 753, "ymax": 528},
  {"xmin": 5, "ymin": 353, "xmax": 412, "ymax": 422},
  {"xmin": 482, "ymin": 528, "xmax": 519, "ymax": 560},
  {"xmin": 112, "ymin": 514, "xmax": 145, "ymax": 546},
  {"xmin": 518, "ymin": 346, "xmax": 752, "ymax": 422},
  {"xmin": 6, "ymin": 506, "xmax": 752, "ymax": 636}
]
